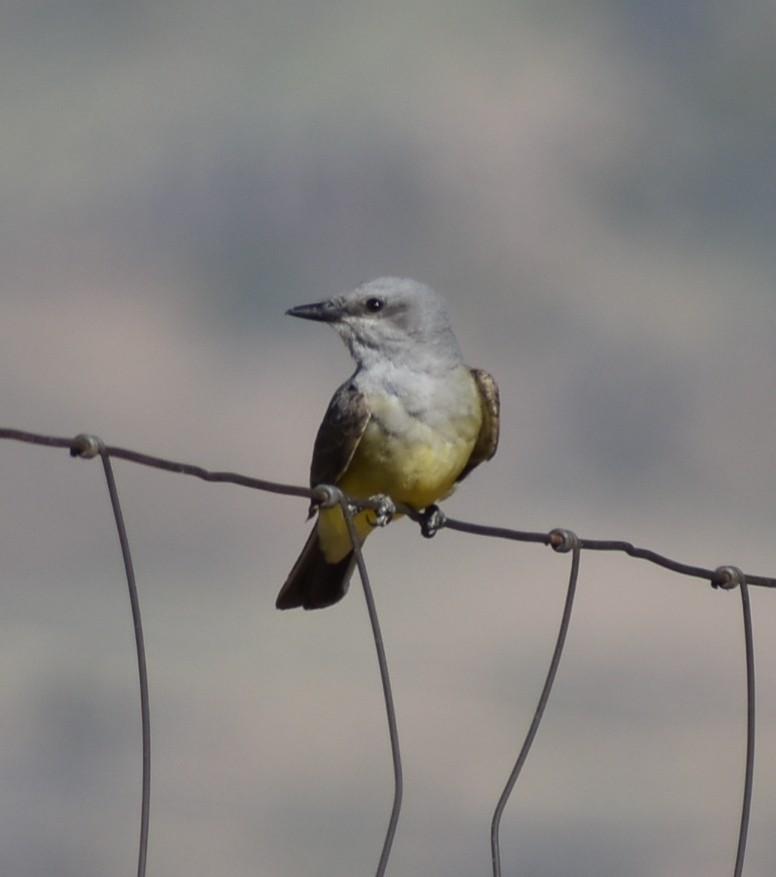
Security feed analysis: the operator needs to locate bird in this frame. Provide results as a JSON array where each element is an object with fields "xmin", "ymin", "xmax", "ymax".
[{"xmin": 276, "ymin": 277, "xmax": 499, "ymax": 610}]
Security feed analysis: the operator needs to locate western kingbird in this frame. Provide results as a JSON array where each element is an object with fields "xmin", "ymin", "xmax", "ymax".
[{"xmin": 276, "ymin": 277, "xmax": 499, "ymax": 610}]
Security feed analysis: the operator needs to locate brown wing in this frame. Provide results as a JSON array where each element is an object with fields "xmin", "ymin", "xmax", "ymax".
[
  {"xmin": 457, "ymin": 368, "xmax": 500, "ymax": 483},
  {"xmin": 309, "ymin": 379, "xmax": 371, "ymax": 489}
]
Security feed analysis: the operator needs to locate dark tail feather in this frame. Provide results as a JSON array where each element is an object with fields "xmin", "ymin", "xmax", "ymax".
[{"xmin": 276, "ymin": 528, "xmax": 357, "ymax": 610}]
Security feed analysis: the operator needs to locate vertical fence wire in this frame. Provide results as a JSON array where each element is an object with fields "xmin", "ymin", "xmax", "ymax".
[
  {"xmin": 733, "ymin": 580, "xmax": 755, "ymax": 877},
  {"xmin": 63, "ymin": 435, "xmax": 151, "ymax": 877},
  {"xmin": 490, "ymin": 530, "xmax": 580, "ymax": 877},
  {"xmin": 98, "ymin": 451, "xmax": 151, "ymax": 877},
  {"xmin": 338, "ymin": 492, "xmax": 403, "ymax": 877}
]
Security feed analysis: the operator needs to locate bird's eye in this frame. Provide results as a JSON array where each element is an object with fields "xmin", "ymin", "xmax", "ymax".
[{"xmin": 365, "ymin": 298, "xmax": 384, "ymax": 313}]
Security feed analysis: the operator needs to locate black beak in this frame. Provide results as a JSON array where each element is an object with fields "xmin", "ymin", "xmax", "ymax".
[{"xmin": 286, "ymin": 300, "xmax": 340, "ymax": 323}]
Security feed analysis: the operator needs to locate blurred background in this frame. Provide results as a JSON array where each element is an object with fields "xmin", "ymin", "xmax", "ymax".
[{"xmin": 2, "ymin": 1, "xmax": 775, "ymax": 875}]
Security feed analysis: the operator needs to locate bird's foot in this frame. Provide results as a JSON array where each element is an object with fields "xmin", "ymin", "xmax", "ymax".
[
  {"xmin": 420, "ymin": 504, "xmax": 446, "ymax": 539},
  {"xmin": 367, "ymin": 494, "xmax": 396, "ymax": 528}
]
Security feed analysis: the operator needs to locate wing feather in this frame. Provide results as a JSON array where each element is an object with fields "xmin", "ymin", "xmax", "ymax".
[
  {"xmin": 457, "ymin": 368, "xmax": 500, "ymax": 482},
  {"xmin": 309, "ymin": 380, "xmax": 371, "ymax": 489}
]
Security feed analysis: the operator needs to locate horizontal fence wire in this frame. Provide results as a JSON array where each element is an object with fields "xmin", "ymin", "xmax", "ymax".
[{"xmin": 0, "ymin": 427, "xmax": 768, "ymax": 877}]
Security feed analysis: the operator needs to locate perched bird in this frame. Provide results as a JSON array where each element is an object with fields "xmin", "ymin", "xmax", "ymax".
[{"xmin": 276, "ymin": 277, "xmax": 499, "ymax": 610}]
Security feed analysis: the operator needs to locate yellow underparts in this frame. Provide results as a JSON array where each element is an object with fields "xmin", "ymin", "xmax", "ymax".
[{"xmin": 317, "ymin": 406, "xmax": 481, "ymax": 563}]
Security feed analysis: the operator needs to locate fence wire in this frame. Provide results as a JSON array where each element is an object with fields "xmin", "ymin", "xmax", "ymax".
[{"xmin": 0, "ymin": 427, "xmax": 769, "ymax": 877}]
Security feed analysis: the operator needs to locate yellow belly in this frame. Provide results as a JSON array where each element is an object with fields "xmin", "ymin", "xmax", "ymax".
[
  {"xmin": 340, "ymin": 423, "xmax": 474, "ymax": 507},
  {"xmin": 317, "ymin": 407, "xmax": 481, "ymax": 563}
]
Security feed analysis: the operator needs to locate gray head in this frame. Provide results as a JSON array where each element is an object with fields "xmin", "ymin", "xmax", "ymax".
[{"xmin": 287, "ymin": 277, "xmax": 463, "ymax": 370}]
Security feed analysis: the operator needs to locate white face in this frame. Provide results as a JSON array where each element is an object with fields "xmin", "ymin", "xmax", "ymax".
[
  {"xmin": 331, "ymin": 278, "xmax": 459, "ymax": 360},
  {"xmin": 289, "ymin": 278, "xmax": 462, "ymax": 369}
]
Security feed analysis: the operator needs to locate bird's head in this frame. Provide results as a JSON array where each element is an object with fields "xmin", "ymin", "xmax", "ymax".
[{"xmin": 287, "ymin": 277, "xmax": 463, "ymax": 371}]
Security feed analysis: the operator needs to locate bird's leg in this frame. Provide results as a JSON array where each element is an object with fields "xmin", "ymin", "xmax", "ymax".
[{"xmin": 419, "ymin": 504, "xmax": 446, "ymax": 538}]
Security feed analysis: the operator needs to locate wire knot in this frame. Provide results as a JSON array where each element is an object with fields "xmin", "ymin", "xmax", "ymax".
[
  {"xmin": 712, "ymin": 565, "xmax": 746, "ymax": 591},
  {"xmin": 549, "ymin": 528, "xmax": 578, "ymax": 553},
  {"xmin": 311, "ymin": 484, "xmax": 343, "ymax": 509},
  {"xmin": 70, "ymin": 433, "xmax": 106, "ymax": 459}
]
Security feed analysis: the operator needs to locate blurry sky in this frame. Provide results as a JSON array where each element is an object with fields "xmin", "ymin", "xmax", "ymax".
[{"xmin": 2, "ymin": 1, "xmax": 776, "ymax": 876}]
